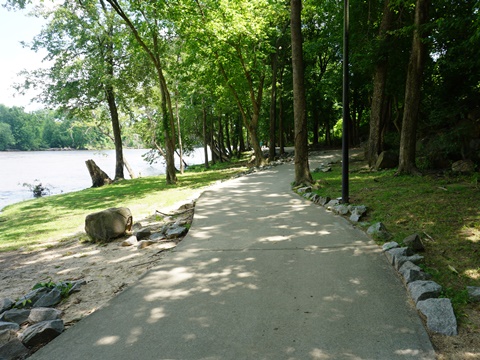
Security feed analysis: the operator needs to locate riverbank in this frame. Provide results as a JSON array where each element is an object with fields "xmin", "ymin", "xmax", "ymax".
[{"xmin": 0, "ymin": 148, "xmax": 208, "ymax": 211}]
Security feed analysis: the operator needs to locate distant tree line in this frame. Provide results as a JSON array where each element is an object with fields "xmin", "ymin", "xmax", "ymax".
[{"xmin": 0, "ymin": 104, "xmax": 143, "ymax": 151}]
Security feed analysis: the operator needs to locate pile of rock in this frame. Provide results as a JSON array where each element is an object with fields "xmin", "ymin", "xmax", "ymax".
[
  {"xmin": 382, "ymin": 236, "xmax": 458, "ymax": 336},
  {"xmin": 84, "ymin": 205, "xmax": 192, "ymax": 250},
  {"xmin": 294, "ymin": 185, "xmax": 368, "ymax": 224},
  {"xmin": 0, "ymin": 280, "xmax": 85, "ymax": 359}
]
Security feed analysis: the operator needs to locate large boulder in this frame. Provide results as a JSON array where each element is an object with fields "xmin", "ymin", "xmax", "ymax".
[
  {"xmin": 85, "ymin": 207, "xmax": 133, "ymax": 242},
  {"xmin": 375, "ymin": 151, "xmax": 398, "ymax": 170},
  {"xmin": 452, "ymin": 159, "xmax": 475, "ymax": 173}
]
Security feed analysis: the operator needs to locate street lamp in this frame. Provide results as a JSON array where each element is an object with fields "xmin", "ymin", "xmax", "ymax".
[{"xmin": 342, "ymin": 0, "xmax": 349, "ymax": 204}]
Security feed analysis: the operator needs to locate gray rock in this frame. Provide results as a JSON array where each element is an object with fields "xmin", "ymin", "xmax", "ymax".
[
  {"xmin": 325, "ymin": 199, "xmax": 340, "ymax": 209},
  {"xmin": 0, "ymin": 309, "xmax": 30, "ymax": 325},
  {"xmin": 333, "ymin": 205, "xmax": 349, "ymax": 215},
  {"xmin": 408, "ymin": 280, "xmax": 442, "ymax": 304},
  {"xmin": 0, "ymin": 338, "xmax": 29, "ymax": 360},
  {"xmin": 19, "ymin": 320, "xmax": 64, "ymax": 348},
  {"xmin": 132, "ymin": 222, "xmax": 143, "ymax": 231},
  {"xmin": 382, "ymin": 241, "xmax": 399, "ymax": 252},
  {"xmin": 68, "ymin": 280, "xmax": 87, "ymax": 295},
  {"xmin": 121, "ymin": 235, "xmax": 139, "ymax": 247},
  {"xmin": 33, "ymin": 288, "xmax": 62, "ymax": 308},
  {"xmin": 416, "ymin": 298, "xmax": 458, "ymax": 335},
  {"xmin": 166, "ymin": 225, "xmax": 188, "ymax": 239},
  {"xmin": 315, "ymin": 196, "xmax": 331, "ymax": 206},
  {"xmin": 384, "ymin": 247, "xmax": 409, "ymax": 266},
  {"xmin": 0, "ymin": 329, "xmax": 16, "ymax": 346},
  {"xmin": 137, "ymin": 240, "xmax": 157, "ymax": 249},
  {"xmin": 349, "ymin": 213, "xmax": 362, "ymax": 223},
  {"xmin": 467, "ymin": 286, "xmax": 480, "ymax": 302},
  {"xmin": 348, "ymin": 205, "xmax": 367, "ymax": 216},
  {"xmin": 399, "ymin": 261, "xmax": 431, "ymax": 284},
  {"xmin": 150, "ymin": 232, "xmax": 166, "ymax": 241},
  {"xmin": 134, "ymin": 227, "xmax": 151, "ymax": 240},
  {"xmin": 375, "ymin": 151, "xmax": 398, "ymax": 169},
  {"xmin": 85, "ymin": 207, "xmax": 133, "ymax": 242},
  {"xmin": 28, "ymin": 308, "xmax": 62, "ymax": 324},
  {"xmin": 394, "ymin": 254, "xmax": 424, "ymax": 270},
  {"xmin": 302, "ymin": 192, "xmax": 314, "ymax": 199},
  {"xmin": 0, "ymin": 322, "xmax": 19, "ymax": 332},
  {"xmin": 296, "ymin": 186, "xmax": 312, "ymax": 194},
  {"xmin": 367, "ymin": 222, "xmax": 392, "ymax": 241},
  {"xmin": 0, "ymin": 299, "xmax": 14, "ymax": 314},
  {"xmin": 452, "ymin": 159, "xmax": 475, "ymax": 173},
  {"xmin": 14, "ymin": 288, "xmax": 49, "ymax": 309},
  {"xmin": 403, "ymin": 233, "xmax": 425, "ymax": 252}
]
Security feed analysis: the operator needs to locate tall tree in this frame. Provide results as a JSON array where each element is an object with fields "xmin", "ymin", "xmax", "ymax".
[
  {"xmin": 14, "ymin": 0, "xmax": 128, "ymax": 179},
  {"xmin": 397, "ymin": 0, "xmax": 429, "ymax": 175},
  {"xmin": 177, "ymin": 0, "xmax": 288, "ymax": 167},
  {"xmin": 366, "ymin": 0, "xmax": 394, "ymax": 168},
  {"xmin": 291, "ymin": 0, "xmax": 313, "ymax": 185},
  {"xmin": 105, "ymin": 0, "xmax": 178, "ymax": 184}
]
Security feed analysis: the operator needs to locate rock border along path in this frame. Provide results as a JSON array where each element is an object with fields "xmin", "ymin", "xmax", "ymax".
[{"xmin": 29, "ymin": 150, "xmax": 435, "ymax": 360}]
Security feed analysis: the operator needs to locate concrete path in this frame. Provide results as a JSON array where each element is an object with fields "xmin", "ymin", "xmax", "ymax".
[{"xmin": 31, "ymin": 152, "xmax": 435, "ymax": 360}]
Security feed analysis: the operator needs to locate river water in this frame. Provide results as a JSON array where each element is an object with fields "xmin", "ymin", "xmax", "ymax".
[{"xmin": 0, "ymin": 148, "xmax": 208, "ymax": 211}]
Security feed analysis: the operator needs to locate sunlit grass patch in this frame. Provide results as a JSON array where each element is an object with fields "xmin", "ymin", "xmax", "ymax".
[
  {"xmin": 312, "ymin": 157, "xmax": 480, "ymax": 321},
  {"xmin": 0, "ymin": 164, "xmax": 246, "ymax": 252}
]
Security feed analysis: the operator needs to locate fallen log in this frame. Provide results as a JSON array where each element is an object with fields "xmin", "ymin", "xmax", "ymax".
[{"xmin": 85, "ymin": 159, "xmax": 113, "ymax": 188}]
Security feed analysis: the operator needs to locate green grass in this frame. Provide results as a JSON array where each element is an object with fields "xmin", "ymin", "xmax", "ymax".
[
  {"xmin": 311, "ymin": 158, "xmax": 480, "ymax": 321},
  {"xmin": 0, "ymin": 163, "xmax": 247, "ymax": 252}
]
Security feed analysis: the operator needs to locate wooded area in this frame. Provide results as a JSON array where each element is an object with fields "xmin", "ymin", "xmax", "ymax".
[{"xmin": 3, "ymin": 0, "xmax": 479, "ymax": 181}]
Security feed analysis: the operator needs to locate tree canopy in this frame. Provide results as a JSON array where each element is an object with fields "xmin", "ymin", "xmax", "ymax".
[{"xmin": 3, "ymin": 0, "xmax": 479, "ymax": 178}]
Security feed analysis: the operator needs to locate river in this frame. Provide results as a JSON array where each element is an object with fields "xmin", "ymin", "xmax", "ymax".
[{"xmin": 0, "ymin": 148, "xmax": 208, "ymax": 211}]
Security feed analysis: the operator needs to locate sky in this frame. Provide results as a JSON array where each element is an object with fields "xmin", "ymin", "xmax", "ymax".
[{"xmin": 0, "ymin": 4, "xmax": 47, "ymax": 111}]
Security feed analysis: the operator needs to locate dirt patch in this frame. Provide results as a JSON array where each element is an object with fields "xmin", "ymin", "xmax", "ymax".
[
  {"xmin": 0, "ymin": 204, "xmax": 194, "ymax": 330},
  {"xmin": 432, "ymin": 303, "xmax": 480, "ymax": 359}
]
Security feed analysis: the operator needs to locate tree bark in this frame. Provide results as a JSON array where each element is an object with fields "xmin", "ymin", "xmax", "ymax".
[
  {"xmin": 175, "ymin": 91, "xmax": 184, "ymax": 174},
  {"xmin": 123, "ymin": 157, "xmax": 136, "ymax": 179},
  {"xmin": 367, "ymin": 0, "xmax": 394, "ymax": 168},
  {"xmin": 106, "ymin": 0, "xmax": 177, "ymax": 184},
  {"xmin": 102, "ymin": 16, "xmax": 124, "ymax": 181},
  {"xmin": 269, "ymin": 43, "xmax": 279, "ymax": 162},
  {"xmin": 85, "ymin": 159, "xmax": 113, "ymax": 188},
  {"xmin": 398, "ymin": 0, "xmax": 429, "ymax": 175},
  {"xmin": 202, "ymin": 99, "xmax": 209, "ymax": 168},
  {"xmin": 291, "ymin": 0, "xmax": 313, "ymax": 185}
]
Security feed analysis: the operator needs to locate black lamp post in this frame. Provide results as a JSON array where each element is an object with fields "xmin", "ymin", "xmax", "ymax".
[{"xmin": 342, "ymin": 0, "xmax": 350, "ymax": 204}]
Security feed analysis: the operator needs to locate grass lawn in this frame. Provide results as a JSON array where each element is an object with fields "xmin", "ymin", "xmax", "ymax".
[
  {"xmin": 311, "ymin": 156, "xmax": 480, "ymax": 324},
  {"xmin": 0, "ymin": 163, "xmax": 247, "ymax": 252}
]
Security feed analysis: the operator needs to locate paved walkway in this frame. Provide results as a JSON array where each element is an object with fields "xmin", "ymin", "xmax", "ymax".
[{"xmin": 31, "ymin": 151, "xmax": 435, "ymax": 359}]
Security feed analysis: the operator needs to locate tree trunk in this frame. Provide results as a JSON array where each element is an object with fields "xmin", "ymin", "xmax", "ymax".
[
  {"xmin": 202, "ymin": 99, "xmax": 209, "ymax": 168},
  {"xmin": 123, "ymin": 157, "xmax": 136, "ymax": 179},
  {"xmin": 278, "ymin": 67, "xmax": 285, "ymax": 155},
  {"xmin": 105, "ymin": 86, "xmax": 124, "ymax": 180},
  {"xmin": 103, "ymin": 21, "xmax": 124, "ymax": 181},
  {"xmin": 312, "ymin": 101, "xmax": 320, "ymax": 147},
  {"xmin": 85, "ymin": 159, "xmax": 113, "ymax": 188},
  {"xmin": 367, "ymin": 0, "xmax": 394, "ymax": 168},
  {"xmin": 238, "ymin": 114, "xmax": 246, "ymax": 156},
  {"xmin": 175, "ymin": 92, "xmax": 184, "ymax": 174},
  {"xmin": 210, "ymin": 114, "xmax": 217, "ymax": 165},
  {"xmin": 398, "ymin": 0, "xmax": 429, "ymax": 175},
  {"xmin": 291, "ymin": 0, "xmax": 313, "ymax": 185},
  {"xmin": 269, "ymin": 45, "xmax": 279, "ymax": 162},
  {"xmin": 224, "ymin": 115, "xmax": 233, "ymax": 156}
]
